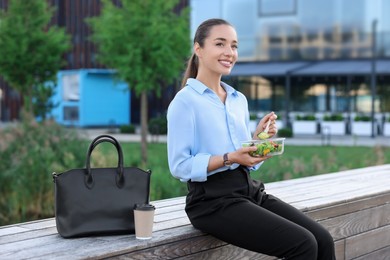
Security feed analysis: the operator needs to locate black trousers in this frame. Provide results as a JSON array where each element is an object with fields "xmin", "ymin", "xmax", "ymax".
[{"xmin": 185, "ymin": 166, "xmax": 336, "ymax": 260}]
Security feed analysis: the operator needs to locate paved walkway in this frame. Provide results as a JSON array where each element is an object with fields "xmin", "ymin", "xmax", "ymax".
[
  {"xmin": 1, "ymin": 122, "xmax": 387, "ymax": 147},
  {"xmin": 80, "ymin": 128, "xmax": 390, "ymax": 147}
]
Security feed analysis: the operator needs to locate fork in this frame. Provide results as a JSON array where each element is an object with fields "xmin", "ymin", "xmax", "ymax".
[{"xmin": 257, "ymin": 120, "xmax": 271, "ymax": 139}]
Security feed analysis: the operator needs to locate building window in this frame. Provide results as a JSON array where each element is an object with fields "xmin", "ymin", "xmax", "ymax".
[
  {"xmin": 62, "ymin": 74, "xmax": 80, "ymax": 101},
  {"xmin": 259, "ymin": 0, "xmax": 297, "ymax": 16},
  {"xmin": 63, "ymin": 106, "xmax": 79, "ymax": 121}
]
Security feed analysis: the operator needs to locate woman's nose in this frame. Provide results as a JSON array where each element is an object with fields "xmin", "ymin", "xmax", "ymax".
[{"xmin": 224, "ymin": 46, "xmax": 234, "ymax": 56}]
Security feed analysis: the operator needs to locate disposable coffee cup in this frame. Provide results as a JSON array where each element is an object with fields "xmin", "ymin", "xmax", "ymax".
[{"xmin": 133, "ymin": 203, "xmax": 155, "ymax": 240}]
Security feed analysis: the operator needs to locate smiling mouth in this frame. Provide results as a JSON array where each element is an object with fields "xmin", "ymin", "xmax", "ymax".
[{"xmin": 219, "ymin": 60, "xmax": 233, "ymax": 67}]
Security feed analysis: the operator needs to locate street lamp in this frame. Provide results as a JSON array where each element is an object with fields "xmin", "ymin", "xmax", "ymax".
[{"xmin": 370, "ymin": 19, "xmax": 377, "ymax": 138}]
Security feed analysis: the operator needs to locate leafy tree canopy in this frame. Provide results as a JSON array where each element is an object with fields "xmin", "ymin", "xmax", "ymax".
[
  {"xmin": 87, "ymin": 0, "xmax": 190, "ymax": 97},
  {"xmin": 0, "ymin": 0, "xmax": 70, "ymax": 115}
]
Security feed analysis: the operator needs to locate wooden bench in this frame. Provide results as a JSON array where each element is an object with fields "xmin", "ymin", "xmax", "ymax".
[{"xmin": 1, "ymin": 164, "xmax": 389, "ymax": 260}]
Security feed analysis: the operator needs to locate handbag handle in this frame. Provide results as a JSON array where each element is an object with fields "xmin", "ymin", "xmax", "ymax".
[
  {"xmin": 85, "ymin": 135, "xmax": 125, "ymax": 189},
  {"xmin": 90, "ymin": 138, "xmax": 117, "ymax": 153}
]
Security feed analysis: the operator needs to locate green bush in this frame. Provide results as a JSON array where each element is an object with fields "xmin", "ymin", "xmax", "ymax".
[
  {"xmin": 148, "ymin": 116, "xmax": 167, "ymax": 135},
  {"xmin": 120, "ymin": 124, "xmax": 136, "ymax": 134},
  {"xmin": 323, "ymin": 114, "xmax": 344, "ymax": 121},
  {"xmin": 296, "ymin": 115, "xmax": 316, "ymax": 121},
  {"xmin": 0, "ymin": 119, "xmax": 89, "ymax": 225},
  {"xmin": 354, "ymin": 115, "xmax": 371, "ymax": 122},
  {"xmin": 278, "ymin": 127, "xmax": 293, "ymax": 137}
]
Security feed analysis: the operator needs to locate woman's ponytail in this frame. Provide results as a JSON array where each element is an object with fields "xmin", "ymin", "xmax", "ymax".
[{"xmin": 181, "ymin": 53, "xmax": 198, "ymax": 87}]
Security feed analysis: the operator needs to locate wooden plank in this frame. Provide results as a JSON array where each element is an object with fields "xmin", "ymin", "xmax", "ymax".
[
  {"xmin": 154, "ymin": 209, "xmax": 187, "ymax": 222},
  {"xmin": 0, "ymin": 226, "xmax": 57, "ymax": 245},
  {"xmin": 0, "ymin": 218, "xmax": 55, "ymax": 233},
  {"xmin": 163, "ymin": 244, "xmax": 277, "ymax": 260},
  {"xmin": 306, "ymin": 193, "xmax": 390, "ymax": 221},
  {"xmin": 17, "ymin": 218, "xmax": 56, "ymax": 230},
  {"xmin": 153, "ymin": 216, "xmax": 190, "ymax": 231},
  {"xmin": 291, "ymin": 189, "xmax": 389, "ymax": 211},
  {"xmin": 334, "ymin": 239, "xmax": 345, "ymax": 260},
  {"xmin": 154, "ymin": 203, "xmax": 185, "ymax": 215},
  {"xmin": 264, "ymin": 165, "xmax": 390, "ymax": 189},
  {"xmin": 265, "ymin": 167, "xmax": 390, "ymax": 195},
  {"xmin": 272, "ymin": 174, "xmax": 390, "ymax": 200},
  {"xmin": 281, "ymin": 174, "xmax": 390, "ymax": 203},
  {"xmin": 0, "ymin": 226, "xmax": 29, "ymax": 237},
  {"xmin": 152, "ymin": 197, "xmax": 185, "ymax": 208},
  {"xmin": 89, "ymin": 227, "xmax": 210, "ymax": 259},
  {"xmin": 345, "ymin": 225, "xmax": 390, "ymax": 259},
  {"xmin": 0, "ymin": 215, "xmax": 192, "ymax": 246},
  {"xmin": 0, "ymin": 225, "xmax": 206, "ymax": 259},
  {"xmin": 104, "ymin": 234, "xmax": 228, "ymax": 259},
  {"xmin": 267, "ymin": 170, "xmax": 390, "ymax": 200},
  {"xmin": 0, "ymin": 234, "xmax": 111, "ymax": 260},
  {"xmin": 353, "ymin": 246, "xmax": 390, "ymax": 260},
  {"xmin": 321, "ymin": 203, "xmax": 390, "ymax": 240},
  {"xmin": 0, "ymin": 219, "xmax": 57, "ymax": 245}
]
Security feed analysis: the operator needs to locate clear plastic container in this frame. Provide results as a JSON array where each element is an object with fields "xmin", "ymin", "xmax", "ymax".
[{"xmin": 241, "ymin": 138, "xmax": 285, "ymax": 157}]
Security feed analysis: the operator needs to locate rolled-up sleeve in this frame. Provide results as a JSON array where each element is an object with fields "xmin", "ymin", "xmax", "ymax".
[{"xmin": 167, "ymin": 96, "xmax": 210, "ymax": 182}]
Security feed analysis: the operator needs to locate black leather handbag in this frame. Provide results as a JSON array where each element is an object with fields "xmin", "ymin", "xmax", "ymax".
[{"xmin": 52, "ymin": 134, "xmax": 151, "ymax": 238}]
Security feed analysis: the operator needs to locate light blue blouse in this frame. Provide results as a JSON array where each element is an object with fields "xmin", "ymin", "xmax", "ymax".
[{"xmin": 167, "ymin": 78, "xmax": 260, "ymax": 182}]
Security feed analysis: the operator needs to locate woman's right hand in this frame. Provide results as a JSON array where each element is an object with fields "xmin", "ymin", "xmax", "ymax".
[{"xmin": 230, "ymin": 146, "xmax": 271, "ymax": 167}]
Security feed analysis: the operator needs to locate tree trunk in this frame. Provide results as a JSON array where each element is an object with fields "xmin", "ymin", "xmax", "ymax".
[
  {"xmin": 21, "ymin": 91, "xmax": 34, "ymax": 122},
  {"xmin": 140, "ymin": 90, "xmax": 148, "ymax": 167}
]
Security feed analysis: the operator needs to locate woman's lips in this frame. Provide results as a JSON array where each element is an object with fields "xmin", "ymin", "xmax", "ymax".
[{"xmin": 219, "ymin": 60, "xmax": 233, "ymax": 67}]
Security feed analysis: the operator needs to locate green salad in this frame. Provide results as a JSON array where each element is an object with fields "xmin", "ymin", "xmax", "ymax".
[{"xmin": 243, "ymin": 140, "xmax": 283, "ymax": 157}]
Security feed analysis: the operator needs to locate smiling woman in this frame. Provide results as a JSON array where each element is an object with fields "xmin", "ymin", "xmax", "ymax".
[{"xmin": 167, "ymin": 18, "xmax": 335, "ymax": 260}]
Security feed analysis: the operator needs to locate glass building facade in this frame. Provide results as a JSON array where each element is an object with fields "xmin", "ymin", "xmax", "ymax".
[
  {"xmin": 218, "ymin": 0, "xmax": 390, "ymax": 62},
  {"xmin": 191, "ymin": 0, "xmax": 390, "ymax": 135}
]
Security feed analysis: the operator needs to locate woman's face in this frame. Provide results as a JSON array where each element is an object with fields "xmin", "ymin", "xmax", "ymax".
[{"xmin": 195, "ymin": 24, "xmax": 238, "ymax": 76}]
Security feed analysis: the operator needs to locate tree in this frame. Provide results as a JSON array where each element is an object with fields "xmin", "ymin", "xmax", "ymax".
[
  {"xmin": 0, "ymin": 0, "xmax": 70, "ymax": 119},
  {"xmin": 87, "ymin": 0, "xmax": 190, "ymax": 166}
]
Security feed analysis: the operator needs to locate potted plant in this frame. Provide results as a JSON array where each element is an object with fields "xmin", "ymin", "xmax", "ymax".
[
  {"xmin": 292, "ymin": 114, "xmax": 318, "ymax": 135},
  {"xmin": 321, "ymin": 114, "xmax": 345, "ymax": 135},
  {"xmin": 352, "ymin": 115, "xmax": 376, "ymax": 136}
]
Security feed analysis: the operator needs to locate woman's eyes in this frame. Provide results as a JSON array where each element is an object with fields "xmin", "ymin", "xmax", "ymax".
[{"xmin": 216, "ymin": 43, "xmax": 238, "ymax": 49}]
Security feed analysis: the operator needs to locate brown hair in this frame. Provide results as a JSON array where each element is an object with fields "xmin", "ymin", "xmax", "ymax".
[{"xmin": 181, "ymin": 18, "xmax": 232, "ymax": 87}]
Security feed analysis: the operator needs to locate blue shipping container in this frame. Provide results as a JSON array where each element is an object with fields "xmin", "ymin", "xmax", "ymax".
[{"xmin": 50, "ymin": 69, "xmax": 130, "ymax": 127}]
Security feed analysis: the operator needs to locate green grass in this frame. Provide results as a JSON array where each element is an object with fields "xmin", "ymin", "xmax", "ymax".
[{"xmin": 96, "ymin": 142, "xmax": 390, "ymax": 201}]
